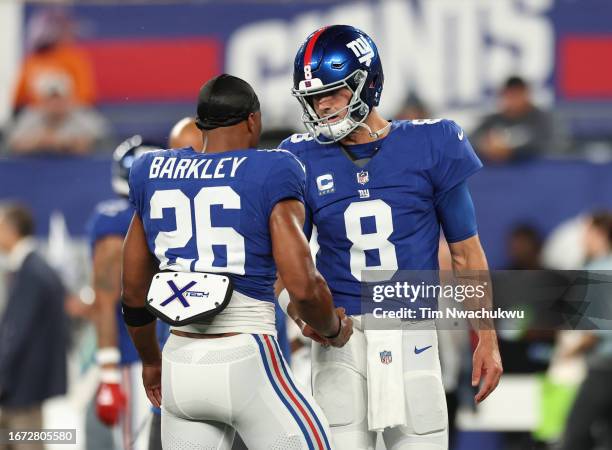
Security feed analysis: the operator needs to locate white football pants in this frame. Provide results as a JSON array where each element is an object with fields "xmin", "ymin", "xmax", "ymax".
[
  {"xmin": 311, "ymin": 320, "xmax": 448, "ymax": 450},
  {"xmin": 161, "ymin": 333, "xmax": 332, "ymax": 449}
]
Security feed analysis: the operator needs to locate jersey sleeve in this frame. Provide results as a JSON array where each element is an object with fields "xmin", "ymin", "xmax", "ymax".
[
  {"xmin": 278, "ymin": 136, "xmax": 315, "ymax": 235},
  {"xmin": 428, "ymin": 120, "xmax": 483, "ymax": 195},
  {"xmin": 128, "ymin": 152, "xmax": 148, "ymax": 216},
  {"xmin": 277, "ymin": 133, "xmax": 313, "ymax": 159},
  {"xmin": 86, "ymin": 201, "xmax": 131, "ymax": 249},
  {"xmin": 277, "ymin": 136, "xmax": 295, "ymax": 152},
  {"xmin": 435, "ymin": 181, "xmax": 478, "ymax": 243},
  {"xmin": 262, "ymin": 151, "xmax": 306, "ymax": 218}
]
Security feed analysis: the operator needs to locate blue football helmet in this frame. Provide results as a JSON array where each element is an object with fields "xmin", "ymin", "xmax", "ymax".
[
  {"xmin": 292, "ymin": 25, "xmax": 384, "ymax": 143},
  {"xmin": 112, "ymin": 135, "xmax": 158, "ymax": 196}
]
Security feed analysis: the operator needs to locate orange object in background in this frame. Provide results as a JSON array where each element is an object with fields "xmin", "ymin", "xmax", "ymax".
[{"xmin": 13, "ymin": 43, "xmax": 96, "ymax": 110}]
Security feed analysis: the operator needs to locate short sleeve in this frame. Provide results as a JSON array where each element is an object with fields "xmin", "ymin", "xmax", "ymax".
[
  {"xmin": 428, "ymin": 120, "xmax": 483, "ymax": 195},
  {"xmin": 263, "ymin": 151, "xmax": 306, "ymax": 218},
  {"xmin": 128, "ymin": 153, "xmax": 147, "ymax": 215},
  {"xmin": 278, "ymin": 136, "xmax": 294, "ymax": 152},
  {"xmin": 277, "ymin": 133, "xmax": 311, "ymax": 159},
  {"xmin": 435, "ymin": 181, "xmax": 478, "ymax": 243},
  {"xmin": 85, "ymin": 199, "xmax": 132, "ymax": 249}
]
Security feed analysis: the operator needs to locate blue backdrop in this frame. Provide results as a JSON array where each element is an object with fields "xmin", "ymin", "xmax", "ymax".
[{"xmin": 1, "ymin": 156, "xmax": 611, "ymax": 269}]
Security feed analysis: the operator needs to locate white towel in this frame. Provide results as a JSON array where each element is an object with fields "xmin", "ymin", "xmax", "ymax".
[{"xmin": 364, "ymin": 329, "xmax": 407, "ymax": 431}]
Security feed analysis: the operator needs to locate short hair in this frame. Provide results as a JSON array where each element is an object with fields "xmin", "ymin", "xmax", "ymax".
[
  {"xmin": 0, "ymin": 203, "xmax": 35, "ymax": 237},
  {"xmin": 503, "ymin": 76, "xmax": 528, "ymax": 90},
  {"xmin": 591, "ymin": 211, "xmax": 612, "ymax": 245},
  {"xmin": 509, "ymin": 224, "xmax": 542, "ymax": 250}
]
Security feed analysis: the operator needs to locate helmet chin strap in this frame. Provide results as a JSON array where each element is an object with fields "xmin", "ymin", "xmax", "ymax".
[{"xmin": 356, "ymin": 120, "xmax": 391, "ymax": 139}]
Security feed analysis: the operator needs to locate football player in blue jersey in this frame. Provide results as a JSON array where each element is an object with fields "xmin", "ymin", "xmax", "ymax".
[
  {"xmin": 121, "ymin": 74, "xmax": 352, "ymax": 449},
  {"xmin": 86, "ymin": 135, "xmax": 171, "ymax": 450},
  {"xmin": 278, "ymin": 25, "xmax": 503, "ymax": 449}
]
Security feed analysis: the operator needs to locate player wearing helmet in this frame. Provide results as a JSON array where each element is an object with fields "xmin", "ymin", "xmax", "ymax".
[
  {"xmin": 86, "ymin": 136, "xmax": 169, "ymax": 450},
  {"xmin": 279, "ymin": 25, "xmax": 503, "ymax": 449}
]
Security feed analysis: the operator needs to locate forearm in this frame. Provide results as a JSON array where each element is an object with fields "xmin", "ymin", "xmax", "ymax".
[
  {"xmin": 288, "ymin": 274, "xmax": 338, "ymax": 337},
  {"xmin": 94, "ymin": 298, "xmax": 119, "ymax": 360},
  {"xmin": 450, "ymin": 237, "xmax": 497, "ymax": 339},
  {"xmin": 92, "ymin": 236, "xmax": 123, "ymax": 358},
  {"xmin": 122, "ymin": 214, "xmax": 160, "ymax": 364},
  {"xmin": 127, "ymin": 322, "xmax": 161, "ymax": 365},
  {"xmin": 270, "ymin": 200, "xmax": 338, "ymax": 337}
]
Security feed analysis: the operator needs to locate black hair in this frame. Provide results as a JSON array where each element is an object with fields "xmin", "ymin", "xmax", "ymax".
[{"xmin": 195, "ymin": 74, "xmax": 260, "ymax": 131}]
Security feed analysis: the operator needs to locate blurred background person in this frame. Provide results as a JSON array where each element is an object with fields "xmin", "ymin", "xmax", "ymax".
[
  {"xmin": 5, "ymin": 73, "xmax": 109, "ymax": 155},
  {"xmin": 168, "ymin": 116, "xmax": 204, "ymax": 151},
  {"xmin": 395, "ymin": 92, "xmax": 431, "ymax": 121},
  {"xmin": 559, "ymin": 211, "xmax": 612, "ymax": 450},
  {"xmin": 0, "ymin": 203, "xmax": 68, "ymax": 446},
  {"xmin": 472, "ymin": 76, "xmax": 568, "ymax": 164},
  {"xmin": 506, "ymin": 224, "xmax": 544, "ymax": 271},
  {"xmin": 12, "ymin": 8, "xmax": 95, "ymax": 116},
  {"xmin": 85, "ymin": 136, "xmax": 167, "ymax": 450}
]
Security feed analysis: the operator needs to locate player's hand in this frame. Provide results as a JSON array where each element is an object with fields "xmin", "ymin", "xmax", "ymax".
[
  {"xmin": 472, "ymin": 332, "xmax": 503, "ymax": 403},
  {"xmin": 327, "ymin": 307, "xmax": 353, "ymax": 348},
  {"xmin": 142, "ymin": 362, "xmax": 162, "ymax": 408},
  {"xmin": 300, "ymin": 322, "xmax": 330, "ymax": 347},
  {"xmin": 95, "ymin": 381, "xmax": 126, "ymax": 426}
]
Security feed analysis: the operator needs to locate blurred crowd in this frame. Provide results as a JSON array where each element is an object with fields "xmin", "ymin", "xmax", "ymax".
[
  {"xmin": 3, "ymin": 9, "xmax": 109, "ymax": 156},
  {"xmin": 0, "ymin": 8, "xmax": 601, "ymax": 161},
  {"xmin": 1, "ymin": 6, "xmax": 612, "ymax": 450}
]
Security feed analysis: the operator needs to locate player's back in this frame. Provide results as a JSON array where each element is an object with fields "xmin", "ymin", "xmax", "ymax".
[{"xmin": 129, "ymin": 147, "xmax": 305, "ymax": 308}]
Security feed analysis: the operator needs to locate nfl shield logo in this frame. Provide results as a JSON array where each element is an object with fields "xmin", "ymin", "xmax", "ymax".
[
  {"xmin": 357, "ymin": 170, "xmax": 369, "ymax": 185},
  {"xmin": 379, "ymin": 350, "xmax": 392, "ymax": 364}
]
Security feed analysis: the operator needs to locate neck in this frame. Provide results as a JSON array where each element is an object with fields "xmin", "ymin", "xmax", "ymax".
[
  {"xmin": 339, "ymin": 108, "xmax": 390, "ymax": 145},
  {"xmin": 204, "ymin": 127, "xmax": 251, "ymax": 154}
]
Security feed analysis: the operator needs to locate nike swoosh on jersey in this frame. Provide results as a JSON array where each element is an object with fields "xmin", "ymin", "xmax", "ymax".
[
  {"xmin": 414, "ymin": 345, "xmax": 432, "ymax": 354},
  {"xmin": 458, "ymin": 130, "xmax": 464, "ymax": 140}
]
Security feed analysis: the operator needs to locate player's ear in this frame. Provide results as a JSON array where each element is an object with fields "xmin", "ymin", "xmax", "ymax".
[
  {"xmin": 247, "ymin": 112, "xmax": 262, "ymax": 147},
  {"xmin": 247, "ymin": 112, "xmax": 260, "ymax": 132},
  {"xmin": 247, "ymin": 113, "xmax": 256, "ymax": 134}
]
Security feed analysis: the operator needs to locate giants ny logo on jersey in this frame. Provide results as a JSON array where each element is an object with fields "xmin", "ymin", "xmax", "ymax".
[{"xmin": 346, "ymin": 37, "xmax": 374, "ymax": 67}]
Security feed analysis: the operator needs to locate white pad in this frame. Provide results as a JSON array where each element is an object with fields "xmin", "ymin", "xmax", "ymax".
[
  {"xmin": 147, "ymin": 272, "xmax": 232, "ymax": 326},
  {"xmin": 313, "ymin": 366, "xmax": 366, "ymax": 427},
  {"xmin": 404, "ymin": 371, "xmax": 447, "ymax": 435}
]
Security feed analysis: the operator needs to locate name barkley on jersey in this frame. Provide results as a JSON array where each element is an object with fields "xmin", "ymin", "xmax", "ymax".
[{"xmin": 148, "ymin": 155, "xmax": 248, "ymax": 180}]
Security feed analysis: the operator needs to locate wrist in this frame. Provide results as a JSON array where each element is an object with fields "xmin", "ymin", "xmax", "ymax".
[
  {"xmin": 100, "ymin": 367, "xmax": 121, "ymax": 384},
  {"xmin": 478, "ymin": 330, "xmax": 499, "ymax": 345},
  {"xmin": 97, "ymin": 347, "xmax": 120, "ymax": 366},
  {"xmin": 323, "ymin": 315, "xmax": 342, "ymax": 339}
]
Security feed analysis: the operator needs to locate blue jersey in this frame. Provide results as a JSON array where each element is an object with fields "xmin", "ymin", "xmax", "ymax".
[
  {"xmin": 279, "ymin": 119, "xmax": 482, "ymax": 315},
  {"xmin": 128, "ymin": 147, "xmax": 306, "ymax": 302},
  {"xmin": 87, "ymin": 199, "xmax": 170, "ymax": 366}
]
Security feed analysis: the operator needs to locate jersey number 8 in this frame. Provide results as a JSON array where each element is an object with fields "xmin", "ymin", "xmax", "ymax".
[{"xmin": 344, "ymin": 199, "xmax": 398, "ymax": 281}]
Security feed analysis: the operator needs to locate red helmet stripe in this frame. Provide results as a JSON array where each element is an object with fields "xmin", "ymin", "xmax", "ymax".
[{"xmin": 303, "ymin": 26, "xmax": 328, "ymax": 67}]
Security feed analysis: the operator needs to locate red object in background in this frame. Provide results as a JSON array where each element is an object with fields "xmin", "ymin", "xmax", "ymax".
[
  {"xmin": 559, "ymin": 35, "xmax": 612, "ymax": 99},
  {"xmin": 81, "ymin": 38, "xmax": 221, "ymax": 102}
]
